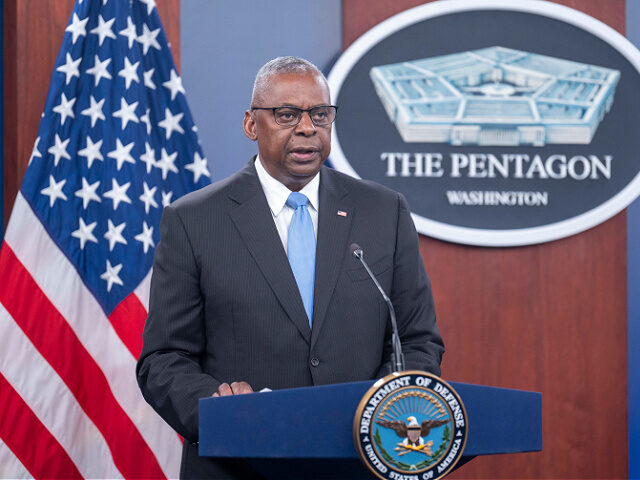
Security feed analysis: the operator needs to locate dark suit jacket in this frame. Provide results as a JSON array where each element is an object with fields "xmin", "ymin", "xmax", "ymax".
[{"xmin": 137, "ymin": 160, "xmax": 444, "ymax": 479}]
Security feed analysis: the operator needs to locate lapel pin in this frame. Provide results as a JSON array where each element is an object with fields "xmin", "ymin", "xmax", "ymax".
[{"xmin": 337, "ymin": 210, "xmax": 347, "ymax": 217}]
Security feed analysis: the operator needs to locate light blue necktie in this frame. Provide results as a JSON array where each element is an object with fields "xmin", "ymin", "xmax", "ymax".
[{"xmin": 286, "ymin": 192, "xmax": 316, "ymax": 328}]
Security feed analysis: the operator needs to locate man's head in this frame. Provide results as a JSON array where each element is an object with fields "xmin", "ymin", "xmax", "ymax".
[{"xmin": 243, "ymin": 57, "xmax": 333, "ymax": 192}]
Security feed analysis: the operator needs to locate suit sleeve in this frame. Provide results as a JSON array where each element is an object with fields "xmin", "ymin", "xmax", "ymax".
[
  {"xmin": 136, "ymin": 204, "xmax": 219, "ymax": 442},
  {"xmin": 376, "ymin": 194, "xmax": 445, "ymax": 377}
]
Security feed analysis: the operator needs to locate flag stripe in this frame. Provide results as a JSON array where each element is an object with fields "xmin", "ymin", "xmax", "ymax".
[
  {"xmin": 0, "ymin": 246, "xmax": 165, "ymax": 479},
  {"xmin": 108, "ymin": 293, "xmax": 147, "ymax": 358},
  {"xmin": 0, "ymin": 437, "xmax": 33, "ymax": 480},
  {"xmin": 134, "ymin": 269, "xmax": 153, "ymax": 311},
  {"xmin": 5, "ymin": 193, "xmax": 182, "ymax": 478},
  {"xmin": 0, "ymin": 302, "xmax": 122, "ymax": 478},
  {"xmin": 0, "ymin": 372, "xmax": 82, "ymax": 479}
]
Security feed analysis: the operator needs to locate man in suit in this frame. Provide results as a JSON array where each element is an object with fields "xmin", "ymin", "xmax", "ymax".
[{"xmin": 137, "ymin": 57, "xmax": 444, "ymax": 479}]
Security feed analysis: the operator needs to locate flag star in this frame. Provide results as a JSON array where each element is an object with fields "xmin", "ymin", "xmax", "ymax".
[
  {"xmin": 78, "ymin": 136, "xmax": 104, "ymax": 168},
  {"xmin": 139, "ymin": 0, "xmax": 156, "ymax": 15},
  {"xmin": 161, "ymin": 190, "xmax": 173, "ymax": 207},
  {"xmin": 103, "ymin": 178, "xmax": 132, "ymax": 210},
  {"xmin": 118, "ymin": 57, "xmax": 140, "ymax": 89},
  {"xmin": 158, "ymin": 108, "xmax": 184, "ymax": 140},
  {"xmin": 185, "ymin": 152, "xmax": 211, "ymax": 183},
  {"xmin": 136, "ymin": 23, "xmax": 161, "ymax": 54},
  {"xmin": 143, "ymin": 68, "xmax": 156, "ymax": 90},
  {"xmin": 47, "ymin": 134, "xmax": 71, "ymax": 166},
  {"xmin": 139, "ymin": 182, "xmax": 159, "ymax": 214},
  {"xmin": 86, "ymin": 55, "xmax": 112, "ymax": 86},
  {"xmin": 90, "ymin": 15, "xmax": 116, "ymax": 46},
  {"xmin": 156, "ymin": 148, "xmax": 179, "ymax": 179},
  {"xmin": 113, "ymin": 97, "xmax": 139, "ymax": 129},
  {"xmin": 71, "ymin": 217, "xmax": 98, "ymax": 249},
  {"xmin": 56, "ymin": 52, "xmax": 81, "ymax": 85},
  {"xmin": 81, "ymin": 95, "xmax": 106, "ymax": 127},
  {"xmin": 140, "ymin": 142, "xmax": 155, "ymax": 173},
  {"xmin": 135, "ymin": 221, "xmax": 155, "ymax": 253},
  {"xmin": 107, "ymin": 138, "xmax": 136, "ymax": 170},
  {"xmin": 100, "ymin": 260, "xmax": 124, "ymax": 292},
  {"xmin": 192, "ymin": 125, "xmax": 198, "ymax": 133},
  {"xmin": 29, "ymin": 137, "xmax": 41, "ymax": 165},
  {"xmin": 52, "ymin": 93, "xmax": 76, "ymax": 125},
  {"xmin": 163, "ymin": 69, "xmax": 185, "ymax": 100},
  {"xmin": 65, "ymin": 13, "xmax": 88, "ymax": 44},
  {"xmin": 104, "ymin": 219, "xmax": 128, "ymax": 251},
  {"xmin": 119, "ymin": 17, "xmax": 137, "ymax": 48},
  {"xmin": 140, "ymin": 108, "xmax": 152, "ymax": 135},
  {"xmin": 74, "ymin": 178, "xmax": 101, "ymax": 209},
  {"xmin": 40, "ymin": 175, "xmax": 67, "ymax": 207}
]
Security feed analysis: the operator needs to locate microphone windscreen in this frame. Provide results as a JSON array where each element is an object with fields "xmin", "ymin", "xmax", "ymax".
[{"xmin": 350, "ymin": 243, "xmax": 362, "ymax": 256}]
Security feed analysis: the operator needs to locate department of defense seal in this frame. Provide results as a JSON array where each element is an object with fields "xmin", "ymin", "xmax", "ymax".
[{"xmin": 354, "ymin": 371, "xmax": 467, "ymax": 480}]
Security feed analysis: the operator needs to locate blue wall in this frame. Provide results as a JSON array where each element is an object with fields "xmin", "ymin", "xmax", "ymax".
[
  {"xmin": 626, "ymin": 2, "xmax": 640, "ymax": 477},
  {"xmin": 180, "ymin": 0, "xmax": 342, "ymax": 183}
]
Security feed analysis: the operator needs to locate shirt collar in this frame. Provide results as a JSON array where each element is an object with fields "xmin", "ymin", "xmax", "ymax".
[{"xmin": 255, "ymin": 156, "xmax": 320, "ymax": 216}]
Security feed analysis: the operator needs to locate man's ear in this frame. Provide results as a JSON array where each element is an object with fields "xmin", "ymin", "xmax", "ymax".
[{"xmin": 243, "ymin": 110, "xmax": 257, "ymax": 141}]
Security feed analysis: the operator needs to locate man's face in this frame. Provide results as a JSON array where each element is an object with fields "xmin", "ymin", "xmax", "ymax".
[{"xmin": 243, "ymin": 72, "xmax": 332, "ymax": 191}]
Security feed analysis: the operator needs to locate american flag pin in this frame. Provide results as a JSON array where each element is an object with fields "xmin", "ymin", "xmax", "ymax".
[{"xmin": 337, "ymin": 210, "xmax": 347, "ymax": 217}]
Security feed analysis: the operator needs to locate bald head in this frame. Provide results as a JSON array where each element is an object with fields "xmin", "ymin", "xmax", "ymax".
[{"xmin": 251, "ymin": 56, "xmax": 328, "ymax": 106}]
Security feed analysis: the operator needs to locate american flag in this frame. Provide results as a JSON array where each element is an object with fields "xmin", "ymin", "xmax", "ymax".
[{"xmin": 0, "ymin": 0, "xmax": 211, "ymax": 477}]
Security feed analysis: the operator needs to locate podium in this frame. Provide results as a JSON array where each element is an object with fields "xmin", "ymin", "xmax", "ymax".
[{"xmin": 199, "ymin": 380, "xmax": 541, "ymax": 479}]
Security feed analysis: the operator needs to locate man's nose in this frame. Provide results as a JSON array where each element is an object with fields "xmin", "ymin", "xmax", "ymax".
[{"xmin": 294, "ymin": 111, "xmax": 316, "ymax": 135}]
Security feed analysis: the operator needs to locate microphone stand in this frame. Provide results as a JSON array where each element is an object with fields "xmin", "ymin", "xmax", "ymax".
[{"xmin": 351, "ymin": 244, "xmax": 405, "ymax": 373}]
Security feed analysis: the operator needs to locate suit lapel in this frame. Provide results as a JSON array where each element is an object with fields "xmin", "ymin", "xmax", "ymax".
[
  {"xmin": 229, "ymin": 162, "xmax": 311, "ymax": 345},
  {"xmin": 311, "ymin": 168, "xmax": 354, "ymax": 348}
]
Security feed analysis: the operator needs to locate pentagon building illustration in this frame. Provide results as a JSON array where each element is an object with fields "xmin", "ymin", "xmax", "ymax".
[{"xmin": 369, "ymin": 46, "xmax": 620, "ymax": 146}]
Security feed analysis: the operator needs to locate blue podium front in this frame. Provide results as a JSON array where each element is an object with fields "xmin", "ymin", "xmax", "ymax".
[{"xmin": 199, "ymin": 380, "xmax": 541, "ymax": 479}]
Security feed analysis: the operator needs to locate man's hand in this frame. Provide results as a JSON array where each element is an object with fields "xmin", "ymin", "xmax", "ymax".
[{"xmin": 211, "ymin": 381, "xmax": 254, "ymax": 397}]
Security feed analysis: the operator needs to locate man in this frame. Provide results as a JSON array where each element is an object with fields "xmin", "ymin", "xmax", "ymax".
[{"xmin": 137, "ymin": 57, "xmax": 444, "ymax": 479}]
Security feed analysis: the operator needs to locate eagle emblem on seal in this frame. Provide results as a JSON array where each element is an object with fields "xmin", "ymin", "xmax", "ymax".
[
  {"xmin": 376, "ymin": 415, "xmax": 448, "ymax": 456},
  {"xmin": 354, "ymin": 372, "xmax": 467, "ymax": 480}
]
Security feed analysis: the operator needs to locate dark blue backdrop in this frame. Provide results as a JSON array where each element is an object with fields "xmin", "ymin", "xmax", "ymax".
[{"xmin": 626, "ymin": 2, "xmax": 640, "ymax": 477}]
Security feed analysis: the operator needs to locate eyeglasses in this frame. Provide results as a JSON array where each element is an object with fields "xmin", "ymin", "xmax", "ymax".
[{"xmin": 251, "ymin": 105, "xmax": 338, "ymax": 127}]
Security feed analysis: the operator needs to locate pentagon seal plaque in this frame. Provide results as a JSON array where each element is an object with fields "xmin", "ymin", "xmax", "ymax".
[{"xmin": 354, "ymin": 371, "xmax": 467, "ymax": 480}]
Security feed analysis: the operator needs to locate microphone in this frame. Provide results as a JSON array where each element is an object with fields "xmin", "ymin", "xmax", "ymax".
[{"xmin": 350, "ymin": 243, "xmax": 405, "ymax": 373}]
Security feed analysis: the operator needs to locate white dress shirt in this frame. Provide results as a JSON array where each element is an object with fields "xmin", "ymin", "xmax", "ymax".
[{"xmin": 255, "ymin": 156, "xmax": 319, "ymax": 252}]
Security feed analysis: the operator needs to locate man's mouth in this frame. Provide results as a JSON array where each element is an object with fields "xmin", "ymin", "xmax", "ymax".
[{"xmin": 289, "ymin": 147, "xmax": 319, "ymax": 161}]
